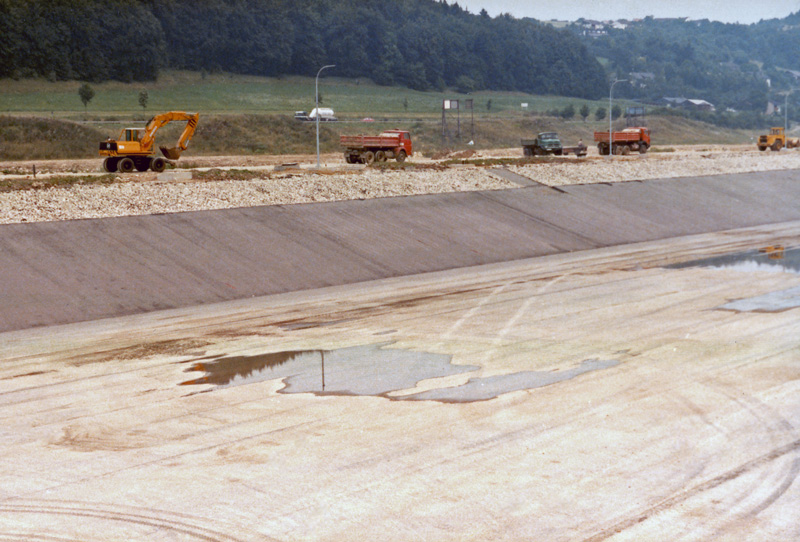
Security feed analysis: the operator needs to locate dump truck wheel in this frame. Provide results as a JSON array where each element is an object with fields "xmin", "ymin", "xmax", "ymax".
[
  {"xmin": 375, "ymin": 150, "xmax": 386, "ymax": 162},
  {"xmin": 363, "ymin": 151, "xmax": 375, "ymax": 164},
  {"xmin": 118, "ymin": 157, "xmax": 134, "ymax": 173},
  {"xmin": 103, "ymin": 157, "xmax": 119, "ymax": 172},
  {"xmin": 396, "ymin": 150, "xmax": 407, "ymax": 163},
  {"xmin": 639, "ymin": 143, "xmax": 649, "ymax": 154},
  {"xmin": 151, "ymin": 158, "xmax": 166, "ymax": 173},
  {"xmin": 598, "ymin": 143, "xmax": 608, "ymax": 155},
  {"xmin": 621, "ymin": 145, "xmax": 631, "ymax": 155},
  {"xmin": 344, "ymin": 152, "xmax": 353, "ymax": 164},
  {"xmin": 523, "ymin": 147, "xmax": 532, "ymax": 157}
]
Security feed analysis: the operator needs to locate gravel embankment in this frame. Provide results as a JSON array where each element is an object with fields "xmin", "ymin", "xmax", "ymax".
[{"xmin": 2, "ymin": 146, "xmax": 800, "ymax": 224}]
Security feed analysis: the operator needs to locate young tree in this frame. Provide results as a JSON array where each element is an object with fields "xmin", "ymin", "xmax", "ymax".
[
  {"xmin": 611, "ymin": 105, "xmax": 622, "ymax": 120},
  {"xmin": 561, "ymin": 103, "xmax": 576, "ymax": 120},
  {"xmin": 78, "ymin": 83, "xmax": 95, "ymax": 112},
  {"xmin": 595, "ymin": 107, "xmax": 607, "ymax": 121},
  {"xmin": 403, "ymin": 97, "xmax": 408, "ymax": 111},
  {"xmin": 486, "ymin": 99, "xmax": 492, "ymax": 112},
  {"xmin": 138, "ymin": 90, "xmax": 149, "ymax": 114},
  {"xmin": 580, "ymin": 104, "xmax": 590, "ymax": 122}
]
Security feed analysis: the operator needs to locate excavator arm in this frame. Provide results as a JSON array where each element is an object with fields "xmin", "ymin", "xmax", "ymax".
[{"xmin": 140, "ymin": 111, "xmax": 200, "ymax": 160}]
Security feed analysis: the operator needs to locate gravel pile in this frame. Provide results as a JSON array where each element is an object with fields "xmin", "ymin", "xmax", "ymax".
[
  {"xmin": 509, "ymin": 148, "xmax": 800, "ymax": 186},
  {"xmin": 2, "ymin": 146, "xmax": 800, "ymax": 224},
  {"xmin": 0, "ymin": 168, "xmax": 512, "ymax": 224}
]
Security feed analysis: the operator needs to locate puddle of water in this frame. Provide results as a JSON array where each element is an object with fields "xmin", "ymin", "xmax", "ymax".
[
  {"xmin": 668, "ymin": 246, "xmax": 800, "ymax": 276},
  {"xmin": 181, "ymin": 343, "xmax": 619, "ymax": 403},
  {"xmin": 182, "ymin": 343, "xmax": 479, "ymax": 397},
  {"xmin": 401, "ymin": 359, "xmax": 620, "ymax": 403},
  {"xmin": 719, "ymin": 285, "xmax": 800, "ymax": 313},
  {"xmin": 667, "ymin": 246, "xmax": 800, "ymax": 312}
]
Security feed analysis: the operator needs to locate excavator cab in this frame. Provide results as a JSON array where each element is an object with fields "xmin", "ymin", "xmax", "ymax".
[{"xmin": 123, "ymin": 129, "xmax": 141, "ymax": 142}]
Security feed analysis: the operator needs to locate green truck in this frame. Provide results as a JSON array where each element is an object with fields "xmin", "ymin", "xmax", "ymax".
[{"xmin": 521, "ymin": 132, "xmax": 587, "ymax": 157}]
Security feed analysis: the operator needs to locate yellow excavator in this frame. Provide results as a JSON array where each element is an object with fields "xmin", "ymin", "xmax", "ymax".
[{"xmin": 99, "ymin": 111, "xmax": 199, "ymax": 172}]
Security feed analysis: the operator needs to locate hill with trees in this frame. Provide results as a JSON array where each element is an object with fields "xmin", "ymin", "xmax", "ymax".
[
  {"xmin": 568, "ymin": 14, "xmax": 800, "ymax": 114},
  {"xmin": 0, "ymin": 0, "xmax": 607, "ymax": 98}
]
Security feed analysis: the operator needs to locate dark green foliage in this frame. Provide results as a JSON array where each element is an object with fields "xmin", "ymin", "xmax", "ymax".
[
  {"xmin": 0, "ymin": 0, "xmax": 164, "ymax": 82},
  {"xmin": 0, "ymin": 0, "xmax": 607, "ymax": 98},
  {"xmin": 570, "ymin": 15, "xmax": 800, "ymax": 112},
  {"xmin": 78, "ymin": 83, "xmax": 94, "ymax": 109}
]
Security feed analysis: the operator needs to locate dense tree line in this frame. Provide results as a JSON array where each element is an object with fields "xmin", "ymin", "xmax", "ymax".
[
  {"xmin": 0, "ymin": 0, "xmax": 607, "ymax": 98},
  {"xmin": 570, "ymin": 14, "xmax": 800, "ymax": 112}
]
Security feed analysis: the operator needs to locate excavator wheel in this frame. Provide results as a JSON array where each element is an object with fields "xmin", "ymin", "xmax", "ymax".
[
  {"xmin": 118, "ymin": 157, "xmax": 135, "ymax": 173},
  {"xmin": 772, "ymin": 140, "xmax": 783, "ymax": 151},
  {"xmin": 151, "ymin": 157, "xmax": 166, "ymax": 173},
  {"xmin": 103, "ymin": 157, "xmax": 119, "ymax": 172}
]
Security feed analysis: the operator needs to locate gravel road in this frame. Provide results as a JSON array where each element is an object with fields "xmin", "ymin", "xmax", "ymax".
[{"xmin": 2, "ymin": 145, "xmax": 799, "ymax": 224}]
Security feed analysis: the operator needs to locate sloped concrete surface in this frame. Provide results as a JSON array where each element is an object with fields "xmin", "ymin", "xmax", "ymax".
[{"xmin": 1, "ymin": 170, "xmax": 799, "ymax": 332}]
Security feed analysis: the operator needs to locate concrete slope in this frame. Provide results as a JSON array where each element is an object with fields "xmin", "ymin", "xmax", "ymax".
[{"xmin": 1, "ymin": 170, "xmax": 799, "ymax": 332}]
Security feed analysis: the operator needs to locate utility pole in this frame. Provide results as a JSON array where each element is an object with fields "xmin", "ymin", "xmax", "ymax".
[{"xmin": 316, "ymin": 64, "xmax": 335, "ymax": 169}]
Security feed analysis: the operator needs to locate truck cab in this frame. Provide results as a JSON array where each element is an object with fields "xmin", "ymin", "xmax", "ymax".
[{"xmin": 521, "ymin": 132, "xmax": 563, "ymax": 156}]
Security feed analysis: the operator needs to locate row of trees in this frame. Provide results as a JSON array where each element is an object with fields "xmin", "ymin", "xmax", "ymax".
[{"xmin": 0, "ymin": 0, "xmax": 608, "ymax": 98}]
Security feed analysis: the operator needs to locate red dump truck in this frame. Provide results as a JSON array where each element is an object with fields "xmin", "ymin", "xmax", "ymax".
[
  {"xmin": 593, "ymin": 127, "xmax": 651, "ymax": 155},
  {"xmin": 340, "ymin": 130, "xmax": 412, "ymax": 164}
]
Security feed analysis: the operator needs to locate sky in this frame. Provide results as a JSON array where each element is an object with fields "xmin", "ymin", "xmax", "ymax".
[{"xmin": 455, "ymin": 0, "xmax": 800, "ymax": 24}]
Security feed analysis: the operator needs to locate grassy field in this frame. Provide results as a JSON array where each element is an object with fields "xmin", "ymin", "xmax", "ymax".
[
  {"xmin": 0, "ymin": 70, "xmax": 634, "ymax": 119},
  {"xmin": 0, "ymin": 70, "xmax": 756, "ymax": 160}
]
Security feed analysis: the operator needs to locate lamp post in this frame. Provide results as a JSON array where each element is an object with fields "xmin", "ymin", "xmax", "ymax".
[
  {"xmin": 315, "ymin": 64, "xmax": 335, "ymax": 169},
  {"xmin": 608, "ymin": 78, "xmax": 627, "ymax": 158}
]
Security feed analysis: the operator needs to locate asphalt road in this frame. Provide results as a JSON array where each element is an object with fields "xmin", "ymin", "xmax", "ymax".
[{"xmin": 1, "ymin": 222, "xmax": 799, "ymax": 541}]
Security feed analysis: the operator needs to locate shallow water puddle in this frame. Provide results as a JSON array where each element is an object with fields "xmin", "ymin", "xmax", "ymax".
[
  {"xmin": 181, "ymin": 343, "xmax": 618, "ymax": 402},
  {"xmin": 668, "ymin": 245, "xmax": 800, "ymax": 275},
  {"xmin": 668, "ymin": 245, "xmax": 800, "ymax": 312}
]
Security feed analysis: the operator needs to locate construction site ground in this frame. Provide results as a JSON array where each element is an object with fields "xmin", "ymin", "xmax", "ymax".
[{"xmin": 1, "ymin": 145, "xmax": 799, "ymax": 541}]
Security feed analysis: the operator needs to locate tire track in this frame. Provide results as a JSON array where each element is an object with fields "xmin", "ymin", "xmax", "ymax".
[
  {"xmin": 582, "ymin": 375, "xmax": 800, "ymax": 541},
  {"xmin": 0, "ymin": 499, "xmax": 275, "ymax": 542}
]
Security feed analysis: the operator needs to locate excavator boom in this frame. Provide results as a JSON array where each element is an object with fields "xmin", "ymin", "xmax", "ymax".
[{"xmin": 141, "ymin": 111, "xmax": 199, "ymax": 159}]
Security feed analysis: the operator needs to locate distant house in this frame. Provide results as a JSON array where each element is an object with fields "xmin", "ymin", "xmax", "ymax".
[
  {"xmin": 656, "ymin": 97, "xmax": 715, "ymax": 112},
  {"xmin": 578, "ymin": 20, "xmax": 608, "ymax": 37},
  {"xmin": 684, "ymin": 99, "xmax": 715, "ymax": 111}
]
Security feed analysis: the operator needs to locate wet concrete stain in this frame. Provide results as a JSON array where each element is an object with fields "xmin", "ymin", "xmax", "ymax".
[
  {"xmin": 181, "ymin": 343, "xmax": 619, "ymax": 402},
  {"xmin": 719, "ymin": 286, "xmax": 800, "ymax": 313},
  {"xmin": 668, "ymin": 245, "xmax": 800, "ymax": 276},
  {"xmin": 401, "ymin": 358, "xmax": 621, "ymax": 402}
]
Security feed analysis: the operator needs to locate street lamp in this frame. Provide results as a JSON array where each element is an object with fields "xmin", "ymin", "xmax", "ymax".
[
  {"xmin": 785, "ymin": 89, "xmax": 795, "ymax": 133},
  {"xmin": 609, "ymin": 78, "xmax": 627, "ymax": 158},
  {"xmin": 316, "ymin": 64, "xmax": 335, "ymax": 169}
]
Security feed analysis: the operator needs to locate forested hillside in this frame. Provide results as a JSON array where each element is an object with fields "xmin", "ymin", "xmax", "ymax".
[
  {"xmin": 0, "ymin": 0, "xmax": 607, "ymax": 99},
  {"xmin": 571, "ymin": 14, "xmax": 800, "ymax": 112}
]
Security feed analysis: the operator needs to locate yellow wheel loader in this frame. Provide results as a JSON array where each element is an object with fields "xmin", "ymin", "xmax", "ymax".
[
  {"xmin": 99, "ymin": 111, "xmax": 199, "ymax": 172},
  {"xmin": 756, "ymin": 126, "xmax": 799, "ymax": 151}
]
